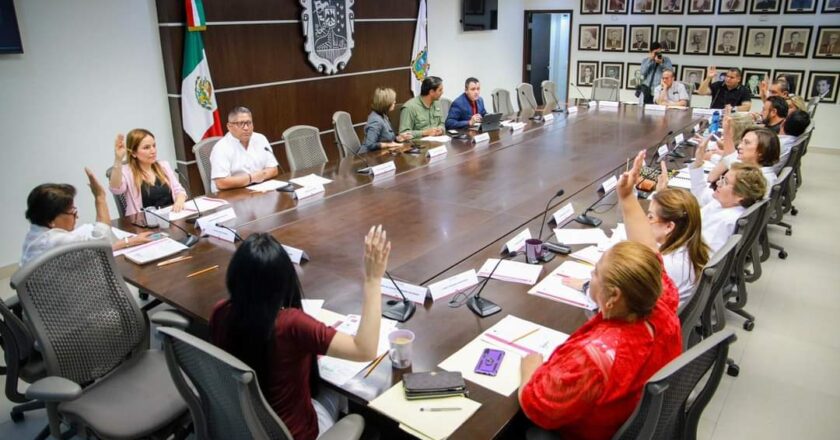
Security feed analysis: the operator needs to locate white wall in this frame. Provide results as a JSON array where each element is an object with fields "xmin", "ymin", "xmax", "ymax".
[{"xmin": 0, "ymin": 0, "xmax": 174, "ymax": 267}]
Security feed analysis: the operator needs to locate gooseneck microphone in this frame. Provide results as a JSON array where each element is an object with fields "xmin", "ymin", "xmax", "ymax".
[
  {"xmin": 648, "ymin": 130, "xmax": 675, "ymax": 166},
  {"xmin": 264, "ymin": 146, "xmax": 287, "ymax": 175},
  {"xmin": 263, "ymin": 146, "xmax": 295, "ymax": 192},
  {"xmin": 214, "ymin": 223, "xmax": 243, "ymax": 242},
  {"xmin": 467, "ymin": 252, "xmax": 518, "ymax": 318},
  {"xmin": 143, "ymin": 208, "xmax": 200, "ymax": 247},
  {"xmin": 349, "ymin": 146, "xmax": 374, "ymax": 174},
  {"xmin": 174, "ymin": 169, "xmax": 202, "ymax": 223},
  {"xmin": 538, "ymin": 189, "xmax": 566, "ymax": 241},
  {"xmin": 382, "ymin": 271, "xmax": 416, "ymax": 322},
  {"xmin": 569, "ymin": 83, "xmax": 591, "ymax": 108}
]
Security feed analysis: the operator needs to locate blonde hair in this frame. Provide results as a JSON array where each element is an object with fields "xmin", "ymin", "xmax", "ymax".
[
  {"xmin": 652, "ymin": 188, "xmax": 710, "ymax": 280},
  {"xmin": 125, "ymin": 129, "xmax": 169, "ymax": 192},
  {"xmin": 729, "ymin": 162, "xmax": 766, "ymax": 207},
  {"xmin": 601, "ymin": 241, "xmax": 663, "ymax": 317},
  {"xmin": 371, "ymin": 88, "xmax": 397, "ymax": 115},
  {"xmin": 727, "ymin": 112, "xmax": 756, "ymax": 146}
]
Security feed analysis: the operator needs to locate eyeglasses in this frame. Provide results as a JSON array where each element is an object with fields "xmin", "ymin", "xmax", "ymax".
[
  {"xmin": 717, "ymin": 175, "xmax": 730, "ymax": 187},
  {"xmin": 229, "ymin": 120, "xmax": 253, "ymax": 128},
  {"xmin": 63, "ymin": 207, "xmax": 79, "ymax": 218}
]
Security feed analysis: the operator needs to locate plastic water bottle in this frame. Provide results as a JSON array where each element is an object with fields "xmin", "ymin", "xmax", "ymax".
[{"xmin": 710, "ymin": 111, "xmax": 721, "ymax": 134}]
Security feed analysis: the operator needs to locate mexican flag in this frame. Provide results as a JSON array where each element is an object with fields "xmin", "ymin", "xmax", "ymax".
[
  {"xmin": 181, "ymin": 0, "xmax": 222, "ymax": 143},
  {"xmin": 410, "ymin": 0, "xmax": 429, "ymax": 97}
]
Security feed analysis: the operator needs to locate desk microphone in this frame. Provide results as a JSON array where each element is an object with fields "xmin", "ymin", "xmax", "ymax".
[
  {"xmin": 264, "ymin": 146, "xmax": 287, "ymax": 175},
  {"xmin": 349, "ymin": 146, "xmax": 374, "ymax": 174},
  {"xmin": 648, "ymin": 130, "xmax": 675, "ymax": 166},
  {"xmin": 569, "ymin": 83, "xmax": 591, "ymax": 108},
  {"xmin": 543, "ymin": 87, "xmax": 565, "ymax": 113},
  {"xmin": 214, "ymin": 223, "xmax": 243, "ymax": 242},
  {"xmin": 575, "ymin": 184, "xmax": 616, "ymax": 227},
  {"xmin": 263, "ymin": 147, "xmax": 295, "ymax": 192},
  {"xmin": 174, "ymin": 169, "xmax": 202, "ymax": 223},
  {"xmin": 467, "ymin": 252, "xmax": 518, "ymax": 318},
  {"xmin": 143, "ymin": 208, "xmax": 200, "ymax": 247},
  {"xmin": 538, "ymin": 189, "xmax": 566, "ymax": 241},
  {"xmin": 382, "ymin": 271, "xmax": 416, "ymax": 322}
]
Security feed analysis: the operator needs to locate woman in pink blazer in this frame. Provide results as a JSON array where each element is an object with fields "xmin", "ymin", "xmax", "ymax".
[{"xmin": 109, "ymin": 129, "xmax": 186, "ymax": 216}]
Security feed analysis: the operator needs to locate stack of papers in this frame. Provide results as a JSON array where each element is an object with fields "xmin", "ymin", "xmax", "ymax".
[
  {"xmin": 569, "ymin": 245, "xmax": 604, "ymax": 265},
  {"xmin": 439, "ymin": 315, "xmax": 568, "ymax": 396},
  {"xmin": 368, "ymin": 382, "xmax": 481, "ymax": 440},
  {"xmin": 166, "ymin": 197, "xmax": 229, "ymax": 221},
  {"xmin": 123, "ymin": 238, "xmax": 188, "ymax": 265},
  {"xmin": 289, "ymin": 174, "xmax": 333, "ymax": 187},
  {"xmin": 528, "ymin": 262, "xmax": 597, "ymax": 310},
  {"xmin": 419, "ymin": 135, "xmax": 452, "ymax": 143},
  {"xmin": 553, "ymin": 228, "xmax": 608, "ymax": 245},
  {"xmin": 247, "ymin": 180, "xmax": 289, "ymax": 192},
  {"xmin": 476, "ymin": 259, "xmax": 543, "ymax": 285},
  {"xmin": 315, "ymin": 311, "xmax": 399, "ymax": 386}
]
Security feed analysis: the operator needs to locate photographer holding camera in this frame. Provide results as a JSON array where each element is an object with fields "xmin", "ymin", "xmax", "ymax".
[{"xmin": 637, "ymin": 42, "xmax": 673, "ymax": 104}]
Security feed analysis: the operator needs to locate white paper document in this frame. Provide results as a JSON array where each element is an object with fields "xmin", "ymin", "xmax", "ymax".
[
  {"xmin": 419, "ymin": 135, "xmax": 452, "ymax": 143},
  {"xmin": 110, "ymin": 227, "xmax": 135, "ymax": 240},
  {"xmin": 477, "ymin": 259, "xmax": 543, "ymax": 285},
  {"xmin": 570, "ymin": 245, "xmax": 604, "ymax": 265},
  {"xmin": 289, "ymin": 173, "xmax": 333, "ymax": 187},
  {"xmin": 301, "ymin": 299, "xmax": 324, "ymax": 318},
  {"xmin": 668, "ymin": 177, "xmax": 692, "ymax": 189},
  {"xmin": 317, "ymin": 312, "xmax": 399, "ymax": 386},
  {"xmin": 554, "ymin": 260, "xmax": 594, "ymax": 280},
  {"xmin": 553, "ymin": 228, "xmax": 608, "ymax": 245},
  {"xmin": 166, "ymin": 197, "xmax": 229, "ymax": 221},
  {"xmin": 122, "ymin": 238, "xmax": 188, "ymax": 265},
  {"xmin": 528, "ymin": 267, "xmax": 598, "ymax": 311},
  {"xmin": 247, "ymin": 180, "xmax": 289, "ymax": 192}
]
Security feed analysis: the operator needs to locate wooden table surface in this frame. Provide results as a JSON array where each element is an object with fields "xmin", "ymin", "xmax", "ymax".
[{"xmin": 115, "ymin": 105, "xmax": 699, "ymax": 439}]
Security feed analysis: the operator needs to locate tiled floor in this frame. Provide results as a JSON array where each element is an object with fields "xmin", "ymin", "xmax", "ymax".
[{"xmin": 2, "ymin": 152, "xmax": 839, "ymax": 439}]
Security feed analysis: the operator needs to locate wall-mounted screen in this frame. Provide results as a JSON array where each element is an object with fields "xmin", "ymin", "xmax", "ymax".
[{"xmin": 463, "ymin": 0, "xmax": 498, "ymax": 31}]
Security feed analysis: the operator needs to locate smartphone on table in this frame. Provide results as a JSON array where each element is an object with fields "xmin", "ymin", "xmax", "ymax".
[{"xmin": 474, "ymin": 348, "xmax": 505, "ymax": 376}]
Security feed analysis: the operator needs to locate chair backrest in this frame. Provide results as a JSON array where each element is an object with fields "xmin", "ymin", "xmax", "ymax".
[
  {"xmin": 516, "ymin": 83, "xmax": 538, "ymax": 112},
  {"xmin": 282, "ymin": 125, "xmax": 328, "ymax": 172},
  {"xmin": 332, "ymin": 111, "xmax": 361, "ymax": 159},
  {"xmin": 492, "ymin": 88, "xmax": 515, "ymax": 115},
  {"xmin": 767, "ymin": 167, "xmax": 793, "ymax": 225},
  {"xmin": 10, "ymin": 242, "xmax": 147, "ymax": 385},
  {"xmin": 159, "ymin": 327, "xmax": 293, "ymax": 440},
  {"xmin": 731, "ymin": 198, "xmax": 770, "ymax": 279},
  {"xmin": 439, "ymin": 98, "xmax": 452, "ymax": 119},
  {"xmin": 806, "ymin": 96, "xmax": 819, "ymax": 118},
  {"xmin": 105, "ymin": 166, "xmax": 128, "ymax": 218},
  {"xmin": 683, "ymin": 82, "xmax": 694, "ymax": 107},
  {"xmin": 612, "ymin": 330, "xmax": 737, "ymax": 440},
  {"xmin": 591, "ymin": 77, "xmax": 620, "ymax": 101},
  {"xmin": 0, "ymin": 299, "xmax": 39, "ymax": 402},
  {"xmin": 192, "ymin": 136, "xmax": 223, "ymax": 195},
  {"xmin": 541, "ymin": 80, "xmax": 559, "ymax": 111}
]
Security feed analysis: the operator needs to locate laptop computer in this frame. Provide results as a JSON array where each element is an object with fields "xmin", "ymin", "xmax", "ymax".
[{"xmin": 478, "ymin": 112, "xmax": 502, "ymax": 132}]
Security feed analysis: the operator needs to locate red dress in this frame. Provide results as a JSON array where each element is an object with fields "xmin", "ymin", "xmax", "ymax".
[{"xmin": 520, "ymin": 256, "xmax": 682, "ymax": 440}]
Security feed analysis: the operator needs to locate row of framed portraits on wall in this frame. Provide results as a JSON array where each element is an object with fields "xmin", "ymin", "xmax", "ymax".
[
  {"xmin": 575, "ymin": 61, "xmax": 840, "ymax": 103},
  {"xmin": 580, "ymin": 24, "xmax": 840, "ymax": 59},
  {"xmin": 580, "ymin": 0, "xmax": 840, "ymax": 15}
]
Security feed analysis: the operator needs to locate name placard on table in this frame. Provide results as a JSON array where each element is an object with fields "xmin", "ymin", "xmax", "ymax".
[
  {"xmin": 644, "ymin": 104, "xmax": 667, "ymax": 112},
  {"xmin": 426, "ymin": 146, "xmax": 448, "ymax": 158},
  {"xmin": 552, "ymin": 202, "xmax": 575, "ymax": 225},
  {"xmin": 369, "ymin": 161, "xmax": 397, "ymax": 176},
  {"xmin": 472, "ymin": 132, "xmax": 490, "ymax": 143},
  {"xmin": 294, "ymin": 184, "xmax": 325, "ymax": 199},
  {"xmin": 427, "ymin": 269, "xmax": 479, "ymax": 301},
  {"xmin": 601, "ymin": 175, "xmax": 618, "ymax": 193},
  {"xmin": 502, "ymin": 228, "xmax": 531, "ymax": 254},
  {"xmin": 542, "ymin": 113, "xmax": 555, "ymax": 123},
  {"xmin": 658, "ymin": 144, "xmax": 670, "ymax": 157},
  {"xmin": 381, "ymin": 278, "xmax": 428, "ymax": 304}
]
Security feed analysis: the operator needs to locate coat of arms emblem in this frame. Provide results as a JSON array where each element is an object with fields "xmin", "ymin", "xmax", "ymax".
[{"xmin": 300, "ymin": 0, "xmax": 355, "ymax": 75}]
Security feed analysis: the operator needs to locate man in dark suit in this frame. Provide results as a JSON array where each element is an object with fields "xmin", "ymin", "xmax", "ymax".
[
  {"xmin": 445, "ymin": 77, "xmax": 487, "ymax": 130},
  {"xmin": 782, "ymin": 32, "xmax": 805, "ymax": 55},
  {"xmin": 632, "ymin": 31, "xmax": 649, "ymax": 50},
  {"xmin": 717, "ymin": 31, "xmax": 737, "ymax": 54},
  {"xmin": 819, "ymin": 33, "xmax": 839, "ymax": 56}
]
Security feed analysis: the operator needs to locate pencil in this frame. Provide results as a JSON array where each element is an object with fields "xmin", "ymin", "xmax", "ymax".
[
  {"xmin": 511, "ymin": 327, "xmax": 539, "ymax": 343},
  {"xmin": 157, "ymin": 255, "xmax": 192, "ymax": 267},
  {"xmin": 363, "ymin": 352, "xmax": 388, "ymax": 378},
  {"xmin": 186, "ymin": 265, "xmax": 219, "ymax": 278}
]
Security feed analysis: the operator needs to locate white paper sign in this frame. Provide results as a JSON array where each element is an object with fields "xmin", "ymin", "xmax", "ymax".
[
  {"xmin": 542, "ymin": 113, "xmax": 554, "ymax": 123},
  {"xmin": 692, "ymin": 108, "xmax": 716, "ymax": 116},
  {"xmin": 426, "ymin": 146, "xmax": 448, "ymax": 158},
  {"xmin": 658, "ymin": 144, "xmax": 670, "ymax": 157},
  {"xmin": 502, "ymin": 228, "xmax": 531, "ymax": 254},
  {"xmin": 204, "ymin": 224, "xmax": 236, "ymax": 242},
  {"xmin": 369, "ymin": 161, "xmax": 396, "ymax": 176},
  {"xmin": 381, "ymin": 278, "xmax": 428, "ymax": 304},
  {"xmin": 289, "ymin": 174, "xmax": 332, "ymax": 187},
  {"xmin": 294, "ymin": 184, "xmax": 325, "ymax": 199},
  {"xmin": 282, "ymin": 245, "xmax": 307, "ymax": 264},
  {"xmin": 473, "ymin": 132, "xmax": 490, "ymax": 143},
  {"xmin": 598, "ymin": 101, "xmax": 619, "ymax": 107},
  {"xmin": 645, "ymin": 104, "xmax": 667, "ymax": 112},
  {"xmin": 196, "ymin": 207, "xmax": 237, "ymax": 231},
  {"xmin": 510, "ymin": 122, "xmax": 526, "ymax": 131},
  {"xmin": 694, "ymin": 124, "xmax": 701, "ymax": 133},
  {"xmin": 601, "ymin": 175, "xmax": 618, "ymax": 193},
  {"xmin": 567, "ymin": 106, "xmax": 579, "ymax": 114},
  {"xmin": 552, "ymin": 203, "xmax": 575, "ymax": 225},
  {"xmin": 675, "ymin": 133, "xmax": 685, "ymax": 144},
  {"xmin": 427, "ymin": 269, "xmax": 480, "ymax": 301}
]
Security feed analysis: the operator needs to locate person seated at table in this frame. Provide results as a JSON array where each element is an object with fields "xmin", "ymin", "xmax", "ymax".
[
  {"xmin": 445, "ymin": 77, "xmax": 487, "ymax": 130},
  {"xmin": 109, "ymin": 129, "xmax": 186, "ymax": 216},
  {"xmin": 697, "ymin": 66, "xmax": 752, "ymax": 111},
  {"xmin": 399, "ymin": 76, "xmax": 445, "ymax": 139},
  {"xmin": 518, "ymin": 150, "xmax": 682, "ymax": 440},
  {"xmin": 702, "ymin": 111, "xmax": 756, "ymax": 162},
  {"xmin": 760, "ymin": 78, "xmax": 807, "ymax": 112},
  {"xmin": 361, "ymin": 87, "xmax": 413, "ymax": 153},
  {"xmin": 210, "ymin": 106, "xmax": 279, "ymax": 192},
  {"xmin": 22, "ymin": 168, "xmax": 153, "ymax": 266},
  {"xmin": 653, "ymin": 68, "xmax": 689, "ymax": 106},
  {"xmin": 210, "ymin": 225, "xmax": 390, "ymax": 440},
  {"xmin": 751, "ymin": 96, "xmax": 788, "ymax": 134},
  {"xmin": 775, "ymin": 110, "xmax": 810, "ymax": 174},
  {"xmin": 707, "ymin": 127, "xmax": 780, "ymax": 197}
]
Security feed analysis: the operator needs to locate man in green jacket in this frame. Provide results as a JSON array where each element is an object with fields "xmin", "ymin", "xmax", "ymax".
[{"xmin": 399, "ymin": 76, "xmax": 445, "ymax": 138}]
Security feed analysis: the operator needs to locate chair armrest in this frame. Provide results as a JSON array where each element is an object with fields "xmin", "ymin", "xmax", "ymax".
[
  {"xmin": 25, "ymin": 376, "xmax": 82, "ymax": 402},
  {"xmin": 2, "ymin": 293, "xmax": 19, "ymax": 309},
  {"xmin": 150, "ymin": 310, "xmax": 191, "ymax": 330},
  {"xmin": 319, "ymin": 414, "xmax": 364, "ymax": 440}
]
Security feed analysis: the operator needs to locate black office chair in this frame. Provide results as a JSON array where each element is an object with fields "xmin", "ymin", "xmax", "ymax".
[
  {"xmin": 724, "ymin": 199, "xmax": 770, "ymax": 331},
  {"xmin": 104, "ymin": 167, "xmax": 128, "ymax": 218},
  {"xmin": 759, "ymin": 168, "xmax": 793, "ymax": 260}
]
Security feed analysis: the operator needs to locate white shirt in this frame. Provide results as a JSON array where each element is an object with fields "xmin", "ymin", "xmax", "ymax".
[
  {"xmin": 719, "ymin": 153, "xmax": 776, "ymax": 198},
  {"xmin": 653, "ymin": 82, "xmax": 689, "ymax": 105},
  {"xmin": 690, "ymin": 165, "xmax": 745, "ymax": 253},
  {"xmin": 774, "ymin": 134, "xmax": 797, "ymax": 175},
  {"xmin": 662, "ymin": 246, "xmax": 696, "ymax": 307},
  {"xmin": 209, "ymin": 132, "xmax": 279, "ymax": 192},
  {"xmin": 21, "ymin": 222, "xmax": 113, "ymax": 267}
]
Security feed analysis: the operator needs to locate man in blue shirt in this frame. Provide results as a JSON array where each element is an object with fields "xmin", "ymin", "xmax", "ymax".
[{"xmin": 445, "ymin": 77, "xmax": 487, "ymax": 130}]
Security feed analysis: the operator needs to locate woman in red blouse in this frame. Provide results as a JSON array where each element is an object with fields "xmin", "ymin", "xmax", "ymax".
[
  {"xmin": 211, "ymin": 225, "xmax": 390, "ymax": 440},
  {"xmin": 519, "ymin": 150, "xmax": 683, "ymax": 440}
]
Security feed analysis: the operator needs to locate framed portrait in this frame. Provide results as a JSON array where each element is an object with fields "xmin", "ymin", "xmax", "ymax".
[
  {"xmin": 783, "ymin": 0, "xmax": 816, "ymax": 13},
  {"xmin": 742, "ymin": 68, "xmax": 771, "ymax": 98},
  {"xmin": 776, "ymin": 26, "xmax": 811, "ymax": 58},
  {"xmin": 713, "ymin": 67, "xmax": 734, "ymax": 83},
  {"xmin": 771, "ymin": 69, "xmax": 805, "ymax": 95},
  {"xmin": 713, "ymin": 26, "xmax": 743, "ymax": 56},
  {"xmin": 626, "ymin": 63, "xmax": 643, "ymax": 89},
  {"xmin": 671, "ymin": 64, "xmax": 680, "ymax": 77},
  {"xmin": 659, "ymin": 0, "xmax": 686, "ymax": 13},
  {"xmin": 688, "ymin": 0, "xmax": 716, "ymax": 13},
  {"xmin": 813, "ymin": 26, "xmax": 840, "ymax": 59},
  {"xmin": 577, "ymin": 61, "xmax": 600, "ymax": 86},
  {"xmin": 681, "ymin": 66, "xmax": 707, "ymax": 93},
  {"xmin": 581, "ymin": 0, "xmax": 603, "ymax": 14},
  {"xmin": 0, "ymin": 0, "xmax": 24, "ymax": 54},
  {"xmin": 806, "ymin": 71, "xmax": 839, "ymax": 103},
  {"xmin": 744, "ymin": 27, "xmax": 776, "ymax": 57},
  {"xmin": 719, "ymin": 0, "xmax": 747, "ymax": 13},
  {"xmin": 602, "ymin": 62, "xmax": 625, "ymax": 84},
  {"xmin": 822, "ymin": 0, "xmax": 840, "ymax": 12},
  {"xmin": 605, "ymin": 0, "xmax": 630, "ymax": 14},
  {"xmin": 684, "ymin": 26, "xmax": 712, "ymax": 55},
  {"xmin": 750, "ymin": 0, "xmax": 781, "ymax": 13},
  {"xmin": 656, "ymin": 26, "xmax": 682, "ymax": 54},
  {"xmin": 579, "ymin": 25, "xmax": 601, "ymax": 51},
  {"xmin": 603, "ymin": 25, "xmax": 627, "ymax": 52},
  {"xmin": 628, "ymin": 25, "xmax": 654, "ymax": 52},
  {"xmin": 632, "ymin": 0, "xmax": 656, "ymax": 13}
]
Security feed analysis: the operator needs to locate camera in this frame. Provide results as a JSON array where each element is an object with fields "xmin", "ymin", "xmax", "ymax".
[{"xmin": 655, "ymin": 51, "xmax": 663, "ymax": 60}]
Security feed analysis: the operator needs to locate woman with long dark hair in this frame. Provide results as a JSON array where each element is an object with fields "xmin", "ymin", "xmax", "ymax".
[{"xmin": 211, "ymin": 225, "xmax": 390, "ymax": 440}]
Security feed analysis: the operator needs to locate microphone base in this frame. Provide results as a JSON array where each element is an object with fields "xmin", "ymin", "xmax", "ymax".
[
  {"xmin": 575, "ymin": 214, "xmax": 603, "ymax": 227},
  {"xmin": 276, "ymin": 184, "xmax": 296, "ymax": 193},
  {"xmin": 552, "ymin": 108, "xmax": 565, "ymax": 113},
  {"xmin": 181, "ymin": 234, "xmax": 200, "ymax": 248},
  {"xmin": 467, "ymin": 296, "xmax": 502, "ymax": 318},
  {"xmin": 382, "ymin": 299, "xmax": 416, "ymax": 323},
  {"xmin": 668, "ymin": 149, "xmax": 687, "ymax": 159},
  {"xmin": 355, "ymin": 167, "xmax": 372, "ymax": 175}
]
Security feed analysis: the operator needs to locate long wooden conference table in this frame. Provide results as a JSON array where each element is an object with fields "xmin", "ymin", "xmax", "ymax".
[{"xmin": 116, "ymin": 105, "xmax": 699, "ymax": 439}]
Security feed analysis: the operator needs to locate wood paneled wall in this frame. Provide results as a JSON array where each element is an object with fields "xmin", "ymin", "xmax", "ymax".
[{"xmin": 156, "ymin": 0, "xmax": 420, "ymax": 193}]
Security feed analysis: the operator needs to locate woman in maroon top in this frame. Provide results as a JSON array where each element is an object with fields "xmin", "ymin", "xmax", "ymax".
[
  {"xmin": 211, "ymin": 225, "xmax": 391, "ymax": 440},
  {"xmin": 518, "ymin": 150, "xmax": 683, "ymax": 439}
]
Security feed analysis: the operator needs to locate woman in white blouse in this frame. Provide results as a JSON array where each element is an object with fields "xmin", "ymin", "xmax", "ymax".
[
  {"xmin": 707, "ymin": 127, "xmax": 780, "ymax": 197},
  {"xmin": 21, "ymin": 168, "xmax": 152, "ymax": 266}
]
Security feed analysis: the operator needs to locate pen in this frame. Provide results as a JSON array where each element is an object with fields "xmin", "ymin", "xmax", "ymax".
[
  {"xmin": 186, "ymin": 265, "xmax": 219, "ymax": 278},
  {"xmin": 511, "ymin": 327, "xmax": 540, "ymax": 343},
  {"xmin": 157, "ymin": 255, "xmax": 192, "ymax": 267},
  {"xmin": 420, "ymin": 407, "xmax": 462, "ymax": 412},
  {"xmin": 363, "ymin": 351, "xmax": 388, "ymax": 378}
]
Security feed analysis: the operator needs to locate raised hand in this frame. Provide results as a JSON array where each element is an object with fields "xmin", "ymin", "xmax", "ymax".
[
  {"xmin": 364, "ymin": 225, "xmax": 391, "ymax": 283},
  {"xmin": 114, "ymin": 134, "xmax": 126, "ymax": 162},
  {"xmin": 84, "ymin": 167, "xmax": 106, "ymax": 200},
  {"xmin": 707, "ymin": 66, "xmax": 717, "ymax": 79},
  {"xmin": 656, "ymin": 160, "xmax": 670, "ymax": 193},
  {"xmin": 617, "ymin": 150, "xmax": 646, "ymax": 199}
]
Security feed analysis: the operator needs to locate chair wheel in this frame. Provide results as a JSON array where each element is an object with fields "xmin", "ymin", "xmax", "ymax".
[
  {"xmin": 779, "ymin": 251, "xmax": 788, "ymax": 259},
  {"xmin": 743, "ymin": 320, "xmax": 755, "ymax": 331},
  {"xmin": 10, "ymin": 410, "xmax": 24, "ymax": 423},
  {"xmin": 727, "ymin": 364, "xmax": 740, "ymax": 377}
]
